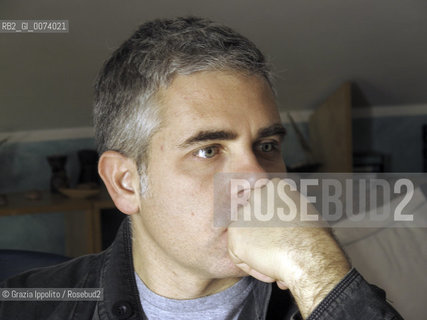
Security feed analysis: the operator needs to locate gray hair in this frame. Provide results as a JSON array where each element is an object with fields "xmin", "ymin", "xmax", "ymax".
[{"xmin": 93, "ymin": 16, "xmax": 274, "ymax": 195}]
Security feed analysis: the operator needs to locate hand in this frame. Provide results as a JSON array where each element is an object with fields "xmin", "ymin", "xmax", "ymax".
[{"xmin": 227, "ymin": 178, "xmax": 350, "ymax": 318}]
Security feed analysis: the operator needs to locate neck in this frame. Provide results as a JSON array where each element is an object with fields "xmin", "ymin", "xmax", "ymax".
[{"xmin": 131, "ymin": 216, "xmax": 240, "ymax": 299}]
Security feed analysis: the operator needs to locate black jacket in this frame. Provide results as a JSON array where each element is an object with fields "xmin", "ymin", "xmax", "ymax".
[{"xmin": 0, "ymin": 218, "xmax": 403, "ymax": 319}]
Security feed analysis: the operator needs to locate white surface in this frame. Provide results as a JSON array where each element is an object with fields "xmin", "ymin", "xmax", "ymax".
[{"xmin": 334, "ymin": 188, "xmax": 427, "ymax": 320}]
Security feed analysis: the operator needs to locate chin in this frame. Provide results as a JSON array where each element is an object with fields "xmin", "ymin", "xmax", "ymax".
[
  {"xmin": 203, "ymin": 233, "xmax": 248, "ymax": 279},
  {"xmin": 230, "ymin": 268, "xmax": 249, "ymax": 278}
]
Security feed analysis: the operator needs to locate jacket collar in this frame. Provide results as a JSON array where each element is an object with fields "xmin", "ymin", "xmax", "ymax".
[{"xmin": 98, "ymin": 217, "xmax": 145, "ymax": 320}]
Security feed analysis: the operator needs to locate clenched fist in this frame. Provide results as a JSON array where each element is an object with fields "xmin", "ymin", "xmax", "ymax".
[{"xmin": 227, "ymin": 178, "xmax": 350, "ymax": 318}]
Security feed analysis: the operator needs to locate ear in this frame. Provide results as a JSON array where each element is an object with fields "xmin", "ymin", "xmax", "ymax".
[{"xmin": 98, "ymin": 151, "xmax": 141, "ymax": 215}]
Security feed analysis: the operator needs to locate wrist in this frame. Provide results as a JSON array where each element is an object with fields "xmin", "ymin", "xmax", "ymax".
[
  {"xmin": 290, "ymin": 258, "xmax": 350, "ymax": 318},
  {"xmin": 280, "ymin": 233, "xmax": 351, "ymax": 318}
]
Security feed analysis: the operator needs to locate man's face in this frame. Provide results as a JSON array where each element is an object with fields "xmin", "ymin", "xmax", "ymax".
[{"xmin": 136, "ymin": 71, "xmax": 286, "ymax": 279}]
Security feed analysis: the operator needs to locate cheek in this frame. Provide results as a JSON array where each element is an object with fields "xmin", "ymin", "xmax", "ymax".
[
  {"xmin": 148, "ymin": 166, "xmax": 215, "ymax": 220},
  {"xmin": 177, "ymin": 158, "xmax": 224, "ymax": 180},
  {"xmin": 171, "ymin": 159, "xmax": 221, "ymax": 201},
  {"xmin": 146, "ymin": 144, "xmax": 219, "ymax": 222}
]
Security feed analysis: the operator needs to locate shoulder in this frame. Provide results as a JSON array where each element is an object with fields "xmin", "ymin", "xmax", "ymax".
[
  {"xmin": 0, "ymin": 252, "xmax": 106, "ymax": 320},
  {"xmin": 1, "ymin": 251, "xmax": 105, "ymax": 289}
]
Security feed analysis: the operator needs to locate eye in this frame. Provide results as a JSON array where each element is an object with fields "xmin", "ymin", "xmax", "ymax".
[
  {"xmin": 258, "ymin": 141, "xmax": 278, "ymax": 153},
  {"xmin": 193, "ymin": 145, "xmax": 220, "ymax": 159}
]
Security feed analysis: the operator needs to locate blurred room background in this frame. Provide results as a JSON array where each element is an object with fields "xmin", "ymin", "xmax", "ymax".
[{"xmin": 1, "ymin": 1, "xmax": 426, "ymax": 318}]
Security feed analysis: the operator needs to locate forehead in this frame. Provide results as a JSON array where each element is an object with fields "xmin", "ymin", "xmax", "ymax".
[{"xmin": 157, "ymin": 71, "xmax": 279, "ymax": 131}]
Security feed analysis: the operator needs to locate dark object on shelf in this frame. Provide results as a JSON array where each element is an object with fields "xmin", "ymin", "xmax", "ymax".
[
  {"xmin": 47, "ymin": 155, "xmax": 70, "ymax": 194},
  {"xmin": 353, "ymin": 152, "xmax": 386, "ymax": 172},
  {"xmin": 78, "ymin": 149, "xmax": 100, "ymax": 185},
  {"xmin": 0, "ymin": 249, "xmax": 70, "ymax": 282},
  {"xmin": 0, "ymin": 194, "xmax": 7, "ymax": 206},
  {"xmin": 423, "ymin": 124, "xmax": 427, "ymax": 172}
]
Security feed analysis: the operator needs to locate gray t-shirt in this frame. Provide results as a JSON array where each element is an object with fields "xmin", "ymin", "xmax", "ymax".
[{"xmin": 135, "ymin": 272, "xmax": 270, "ymax": 320}]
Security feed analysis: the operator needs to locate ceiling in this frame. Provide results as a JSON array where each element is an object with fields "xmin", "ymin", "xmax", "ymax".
[{"xmin": 1, "ymin": 0, "xmax": 426, "ymax": 131}]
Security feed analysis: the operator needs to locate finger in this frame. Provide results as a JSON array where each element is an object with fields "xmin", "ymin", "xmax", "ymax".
[
  {"xmin": 276, "ymin": 281, "xmax": 289, "ymax": 290},
  {"xmin": 228, "ymin": 247, "xmax": 243, "ymax": 264},
  {"xmin": 234, "ymin": 262, "xmax": 276, "ymax": 283}
]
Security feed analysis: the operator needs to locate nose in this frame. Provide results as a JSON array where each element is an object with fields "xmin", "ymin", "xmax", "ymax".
[
  {"xmin": 229, "ymin": 151, "xmax": 269, "ymax": 190},
  {"xmin": 222, "ymin": 152, "xmax": 270, "ymax": 225}
]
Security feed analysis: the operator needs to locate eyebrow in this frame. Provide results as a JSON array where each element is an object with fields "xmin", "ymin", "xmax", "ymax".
[
  {"xmin": 257, "ymin": 123, "xmax": 287, "ymax": 140},
  {"xmin": 178, "ymin": 130, "xmax": 237, "ymax": 149},
  {"xmin": 178, "ymin": 123, "xmax": 286, "ymax": 149}
]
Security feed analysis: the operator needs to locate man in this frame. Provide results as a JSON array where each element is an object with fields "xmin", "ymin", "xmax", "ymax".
[{"xmin": 1, "ymin": 17, "xmax": 402, "ymax": 319}]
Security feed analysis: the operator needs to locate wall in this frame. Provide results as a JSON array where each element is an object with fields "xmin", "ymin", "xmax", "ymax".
[
  {"xmin": 283, "ymin": 105, "xmax": 427, "ymax": 172},
  {"xmin": 352, "ymin": 115, "xmax": 427, "ymax": 172}
]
